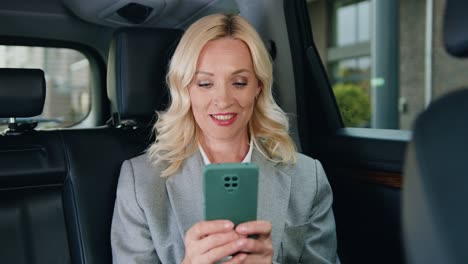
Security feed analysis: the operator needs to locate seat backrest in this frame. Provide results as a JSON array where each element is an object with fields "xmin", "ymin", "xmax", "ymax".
[
  {"xmin": 107, "ymin": 27, "xmax": 181, "ymax": 123},
  {"xmin": 61, "ymin": 27, "xmax": 182, "ymax": 264},
  {"xmin": 0, "ymin": 69, "xmax": 72, "ymax": 264},
  {"xmin": 403, "ymin": 89, "xmax": 468, "ymax": 264},
  {"xmin": 403, "ymin": 0, "xmax": 468, "ymax": 263}
]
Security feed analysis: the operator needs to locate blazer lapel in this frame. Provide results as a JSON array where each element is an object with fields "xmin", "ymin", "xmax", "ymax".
[
  {"xmin": 253, "ymin": 149, "xmax": 292, "ymax": 258},
  {"xmin": 165, "ymin": 152, "xmax": 205, "ymax": 240}
]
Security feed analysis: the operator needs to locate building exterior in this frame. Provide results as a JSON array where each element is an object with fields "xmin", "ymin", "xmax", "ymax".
[{"xmin": 307, "ymin": 0, "xmax": 468, "ymax": 130}]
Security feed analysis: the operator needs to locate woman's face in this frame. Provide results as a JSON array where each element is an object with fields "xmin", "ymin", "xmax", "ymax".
[{"xmin": 189, "ymin": 37, "xmax": 261, "ymax": 143}]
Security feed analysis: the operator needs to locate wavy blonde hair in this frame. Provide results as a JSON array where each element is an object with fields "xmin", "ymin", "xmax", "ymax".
[{"xmin": 148, "ymin": 13, "xmax": 296, "ymax": 177}]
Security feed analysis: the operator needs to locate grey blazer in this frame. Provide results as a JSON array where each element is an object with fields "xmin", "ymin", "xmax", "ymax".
[{"xmin": 111, "ymin": 148, "xmax": 340, "ymax": 264}]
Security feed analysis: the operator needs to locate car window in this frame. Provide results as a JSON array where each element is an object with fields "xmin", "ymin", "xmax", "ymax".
[
  {"xmin": 307, "ymin": 0, "xmax": 468, "ymax": 130},
  {"xmin": 0, "ymin": 45, "xmax": 91, "ymax": 130}
]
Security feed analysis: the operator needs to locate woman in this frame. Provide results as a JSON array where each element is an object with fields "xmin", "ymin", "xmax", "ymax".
[{"xmin": 111, "ymin": 13, "xmax": 339, "ymax": 264}]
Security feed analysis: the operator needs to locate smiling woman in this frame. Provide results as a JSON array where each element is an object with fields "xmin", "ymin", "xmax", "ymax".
[
  {"xmin": 149, "ymin": 13, "xmax": 296, "ymax": 177},
  {"xmin": 111, "ymin": 13, "xmax": 340, "ymax": 264},
  {"xmin": 188, "ymin": 38, "xmax": 260, "ymax": 164}
]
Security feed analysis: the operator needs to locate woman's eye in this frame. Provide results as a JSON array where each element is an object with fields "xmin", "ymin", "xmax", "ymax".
[
  {"xmin": 233, "ymin": 82, "xmax": 247, "ymax": 88},
  {"xmin": 198, "ymin": 82, "xmax": 212, "ymax": 88}
]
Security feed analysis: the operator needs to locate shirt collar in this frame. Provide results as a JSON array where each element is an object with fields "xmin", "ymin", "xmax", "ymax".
[{"xmin": 198, "ymin": 138, "xmax": 254, "ymax": 165}]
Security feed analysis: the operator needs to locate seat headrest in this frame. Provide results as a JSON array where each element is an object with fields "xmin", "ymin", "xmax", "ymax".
[
  {"xmin": 0, "ymin": 68, "xmax": 45, "ymax": 118},
  {"xmin": 444, "ymin": 0, "xmax": 468, "ymax": 57},
  {"xmin": 403, "ymin": 89, "xmax": 468, "ymax": 263},
  {"xmin": 107, "ymin": 27, "xmax": 183, "ymax": 121}
]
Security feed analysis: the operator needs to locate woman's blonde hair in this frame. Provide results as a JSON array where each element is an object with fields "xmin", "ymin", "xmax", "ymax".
[{"xmin": 148, "ymin": 13, "xmax": 296, "ymax": 177}]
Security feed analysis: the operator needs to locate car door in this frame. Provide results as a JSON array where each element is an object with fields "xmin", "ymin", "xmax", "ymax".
[{"xmin": 284, "ymin": 1, "xmax": 407, "ymax": 263}]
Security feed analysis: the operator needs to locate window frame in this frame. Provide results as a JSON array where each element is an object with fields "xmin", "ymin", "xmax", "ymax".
[
  {"xmin": 0, "ymin": 36, "xmax": 107, "ymax": 128},
  {"xmin": 285, "ymin": 0, "xmax": 411, "ymax": 155}
]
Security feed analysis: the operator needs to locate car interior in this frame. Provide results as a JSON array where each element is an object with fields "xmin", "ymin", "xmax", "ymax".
[{"xmin": 0, "ymin": 0, "xmax": 466, "ymax": 264}]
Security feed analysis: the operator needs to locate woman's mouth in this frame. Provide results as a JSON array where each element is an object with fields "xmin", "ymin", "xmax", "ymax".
[{"xmin": 210, "ymin": 113, "xmax": 237, "ymax": 126}]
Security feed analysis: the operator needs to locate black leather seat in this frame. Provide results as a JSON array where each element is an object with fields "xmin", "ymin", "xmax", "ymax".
[
  {"xmin": 0, "ymin": 27, "xmax": 182, "ymax": 264},
  {"xmin": 403, "ymin": 0, "xmax": 468, "ymax": 263},
  {"xmin": 0, "ymin": 69, "xmax": 72, "ymax": 264},
  {"xmin": 403, "ymin": 89, "xmax": 468, "ymax": 264},
  {"xmin": 107, "ymin": 28, "xmax": 182, "ymax": 121},
  {"xmin": 61, "ymin": 27, "xmax": 182, "ymax": 264}
]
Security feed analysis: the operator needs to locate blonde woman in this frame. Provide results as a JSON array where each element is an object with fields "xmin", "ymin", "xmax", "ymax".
[{"xmin": 111, "ymin": 13, "xmax": 339, "ymax": 264}]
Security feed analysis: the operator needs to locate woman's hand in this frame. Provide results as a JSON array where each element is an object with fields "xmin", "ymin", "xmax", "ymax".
[
  {"xmin": 234, "ymin": 220, "xmax": 273, "ymax": 263},
  {"xmin": 182, "ymin": 220, "xmax": 248, "ymax": 264}
]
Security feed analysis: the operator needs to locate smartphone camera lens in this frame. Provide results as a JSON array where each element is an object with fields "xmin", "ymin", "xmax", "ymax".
[
  {"xmin": 232, "ymin": 176, "xmax": 238, "ymax": 181},
  {"xmin": 224, "ymin": 177, "xmax": 230, "ymax": 181}
]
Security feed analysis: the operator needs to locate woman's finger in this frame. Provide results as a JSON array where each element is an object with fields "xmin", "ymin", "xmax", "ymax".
[
  {"xmin": 195, "ymin": 230, "xmax": 240, "ymax": 255},
  {"xmin": 238, "ymin": 237, "xmax": 273, "ymax": 255},
  {"xmin": 202, "ymin": 239, "xmax": 247, "ymax": 263},
  {"xmin": 185, "ymin": 220, "xmax": 234, "ymax": 241},
  {"xmin": 223, "ymin": 252, "xmax": 248, "ymax": 264},
  {"xmin": 235, "ymin": 220, "xmax": 272, "ymax": 236}
]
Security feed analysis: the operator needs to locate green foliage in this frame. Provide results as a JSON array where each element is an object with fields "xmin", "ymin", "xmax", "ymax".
[{"xmin": 333, "ymin": 83, "xmax": 371, "ymax": 127}]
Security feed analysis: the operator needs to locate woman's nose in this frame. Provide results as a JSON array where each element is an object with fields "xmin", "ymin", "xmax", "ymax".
[{"xmin": 213, "ymin": 85, "xmax": 233, "ymax": 109}]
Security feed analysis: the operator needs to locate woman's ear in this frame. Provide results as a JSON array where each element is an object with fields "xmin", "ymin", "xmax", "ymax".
[{"xmin": 256, "ymin": 80, "xmax": 263, "ymax": 97}]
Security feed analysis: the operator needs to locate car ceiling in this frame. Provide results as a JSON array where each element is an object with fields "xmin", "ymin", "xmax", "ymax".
[
  {"xmin": 63, "ymin": 0, "xmax": 239, "ymax": 28},
  {"xmin": 0, "ymin": 0, "xmax": 239, "ymax": 59}
]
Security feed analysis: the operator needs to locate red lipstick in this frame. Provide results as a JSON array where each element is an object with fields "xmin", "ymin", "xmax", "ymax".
[{"xmin": 210, "ymin": 113, "xmax": 237, "ymax": 126}]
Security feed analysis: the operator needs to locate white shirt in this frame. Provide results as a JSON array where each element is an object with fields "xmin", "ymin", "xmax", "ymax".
[{"xmin": 198, "ymin": 139, "xmax": 253, "ymax": 165}]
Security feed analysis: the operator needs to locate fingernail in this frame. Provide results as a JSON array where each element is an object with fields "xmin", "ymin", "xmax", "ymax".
[
  {"xmin": 224, "ymin": 221, "xmax": 233, "ymax": 229},
  {"xmin": 237, "ymin": 225, "xmax": 246, "ymax": 232}
]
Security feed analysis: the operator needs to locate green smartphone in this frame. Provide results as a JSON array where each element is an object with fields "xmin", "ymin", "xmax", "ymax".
[{"xmin": 203, "ymin": 162, "xmax": 258, "ymax": 226}]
